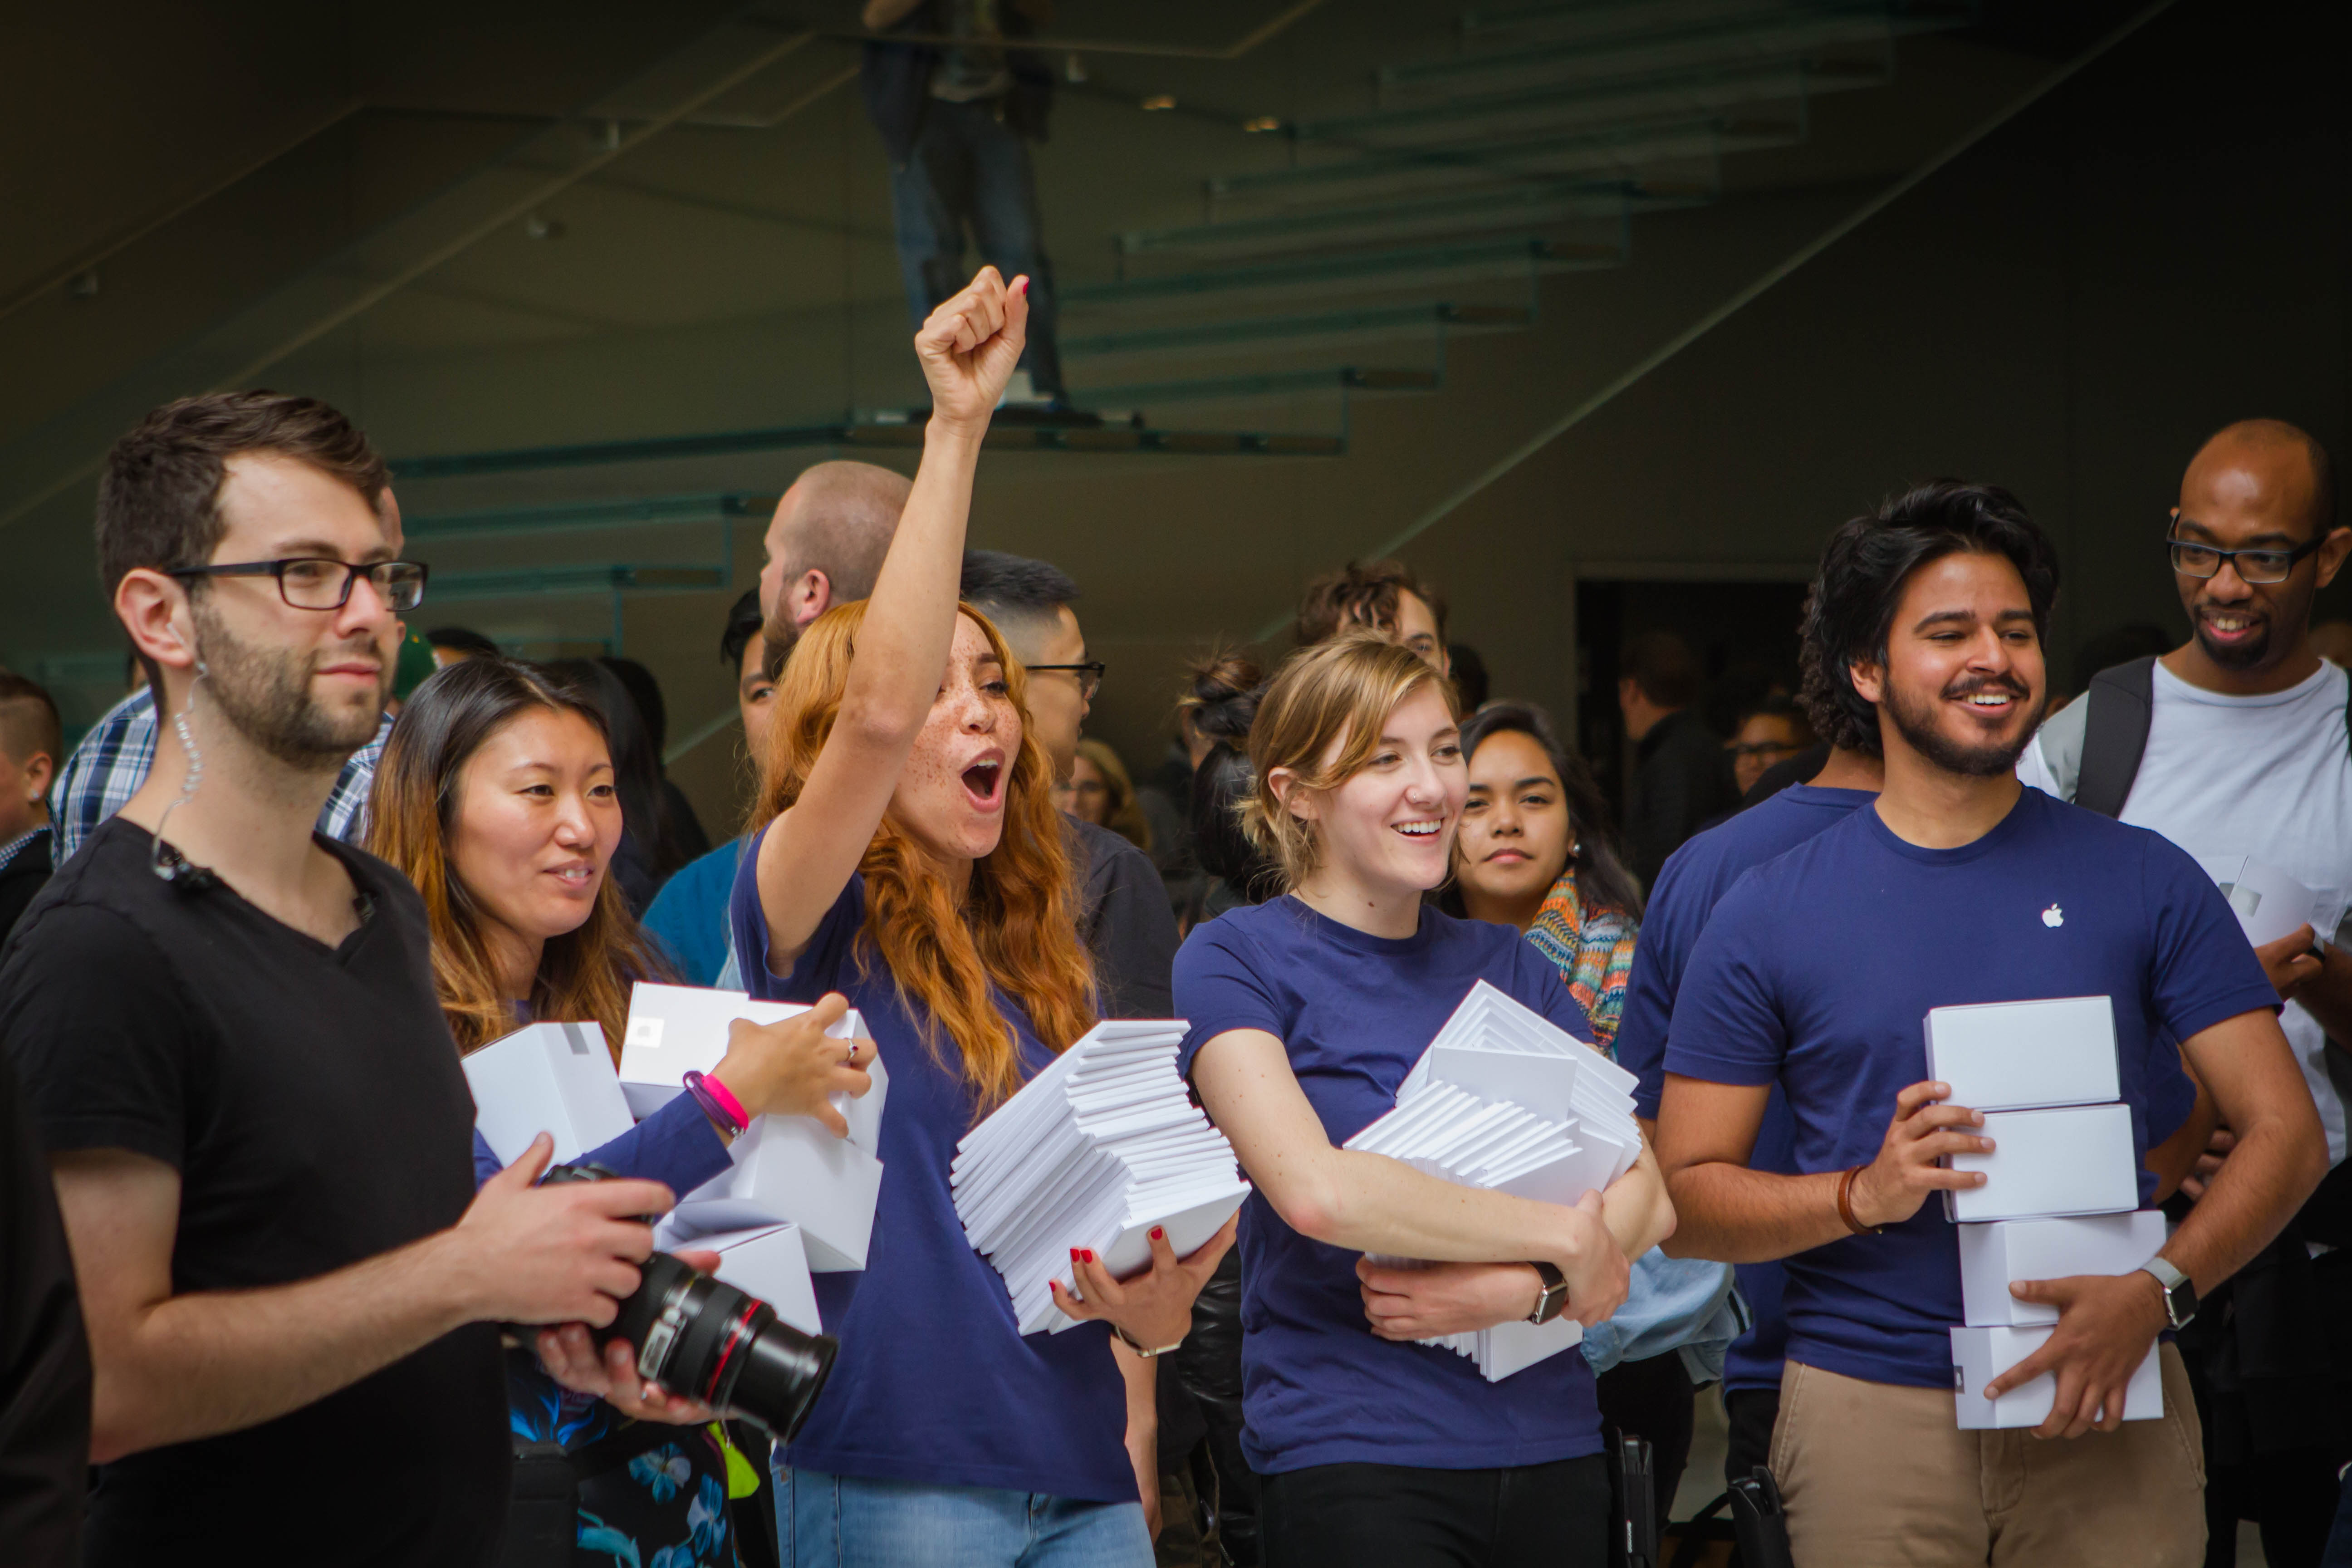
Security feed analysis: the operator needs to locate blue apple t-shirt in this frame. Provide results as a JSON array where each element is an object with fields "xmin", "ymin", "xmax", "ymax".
[
  {"xmin": 1614, "ymin": 784, "xmax": 1877, "ymax": 1394},
  {"xmin": 1174, "ymin": 895, "xmax": 1608, "ymax": 1475},
  {"xmin": 728, "ymin": 835, "xmax": 1133, "ymax": 1501},
  {"xmin": 1664, "ymin": 786, "xmax": 2265, "ymax": 1389}
]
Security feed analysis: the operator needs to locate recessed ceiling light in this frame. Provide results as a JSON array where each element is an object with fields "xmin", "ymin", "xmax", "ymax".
[
  {"xmin": 525, "ymin": 214, "xmax": 567, "ymax": 241},
  {"xmin": 1243, "ymin": 116, "xmax": 1281, "ymax": 133},
  {"xmin": 1140, "ymin": 94, "xmax": 1176, "ymax": 112}
]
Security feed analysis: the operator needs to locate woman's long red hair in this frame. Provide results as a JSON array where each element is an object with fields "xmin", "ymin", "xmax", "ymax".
[{"xmin": 751, "ymin": 601, "xmax": 1097, "ymax": 1112}]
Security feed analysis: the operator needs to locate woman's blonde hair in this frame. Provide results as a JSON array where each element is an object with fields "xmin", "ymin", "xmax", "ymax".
[
  {"xmin": 750, "ymin": 601, "xmax": 1097, "ymax": 1112},
  {"xmin": 1240, "ymin": 635, "xmax": 1459, "ymax": 891},
  {"xmin": 368, "ymin": 658, "xmax": 669, "ymax": 1058},
  {"xmin": 1075, "ymin": 737, "xmax": 1152, "ymax": 855}
]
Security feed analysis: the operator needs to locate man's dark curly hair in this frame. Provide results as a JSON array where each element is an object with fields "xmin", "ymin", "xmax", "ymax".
[{"xmin": 1797, "ymin": 480, "xmax": 2061, "ymax": 756}]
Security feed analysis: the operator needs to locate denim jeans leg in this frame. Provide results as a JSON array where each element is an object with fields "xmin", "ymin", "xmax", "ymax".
[
  {"xmin": 960, "ymin": 106, "xmax": 1064, "ymax": 400},
  {"xmin": 1027, "ymin": 1494, "xmax": 1154, "ymax": 1568},
  {"xmin": 887, "ymin": 109, "xmax": 974, "ymax": 331},
  {"xmin": 775, "ymin": 1466, "xmax": 1151, "ymax": 1568}
]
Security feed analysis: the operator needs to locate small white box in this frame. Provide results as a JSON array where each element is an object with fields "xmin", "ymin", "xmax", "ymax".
[
  {"xmin": 669, "ymin": 1115, "xmax": 884, "ymax": 1273},
  {"xmin": 1956, "ymin": 1211, "xmax": 2168, "ymax": 1326},
  {"xmin": 1923, "ymin": 997, "xmax": 2119, "ymax": 1113},
  {"xmin": 463, "ymin": 1022, "xmax": 635, "ymax": 1167},
  {"xmin": 682, "ymin": 1224, "xmax": 823, "ymax": 1336},
  {"xmin": 1950, "ymin": 1324, "xmax": 2162, "ymax": 1429},
  {"xmin": 2195, "ymin": 853, "xmax": 2334, "ymax": 949},
  {"xmin": 619, "ymin": 981, "xmax": 884, "ymax": 1156},
  {"xmin": 1945, "ymin": 1103, "xmax": 2139, "ymax": 1223}
]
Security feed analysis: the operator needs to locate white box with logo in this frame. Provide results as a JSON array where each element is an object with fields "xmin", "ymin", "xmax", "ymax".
[
  {"xmin": 1944, "ymin": 1103, "xmax": 2139, "ymax": 1223},
  {"xmin": 1956, "ymin": 1210, "xmax": 2169, "ymax": 1327},
  {"xmin": 1950, "ymin": 1324, "xmax": 2162, "ymax": 1429},
  {"xmin": 618, "ymin": 981, "xmax": 884, "ymax": 1152},
  {"xmin": 625, "ymin": 983, "xmax": 888, "ymax": 1272},
  {"xmin": 1922, "ymin": 997, "xmax": 2119, "ymax": 1113},
  {"xmin": 463, "ymin": 1021, "xmax": 634, "ymax": 1167}
]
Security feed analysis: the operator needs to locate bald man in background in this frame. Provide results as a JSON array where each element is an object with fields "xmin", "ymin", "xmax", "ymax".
[
  {"xmin": 758, "ymin": 460, "xmax": 914, "ymax": 677},
  {"xmin": 2019, "ymin": 417, "xmax": 2352, "ymax": 1563}
]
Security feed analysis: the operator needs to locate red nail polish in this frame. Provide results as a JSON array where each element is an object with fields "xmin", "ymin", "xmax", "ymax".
[
  {"xmin": 1070, "ymin": 1246, "xmax": 1083, "ymax": 1259},
  {"xmin": 1150, "ymin": 1226, "xmax": 1166, "ymax": 1242},
  {"xmin": 1080, "ymin": 1249, "xmax": 1096, "ymax": 1263}
]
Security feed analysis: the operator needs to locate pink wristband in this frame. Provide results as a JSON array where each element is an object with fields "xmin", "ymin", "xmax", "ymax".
[{"xmin": 698, "ymin": 1072, "xmax": 751, "ymax": 1132}]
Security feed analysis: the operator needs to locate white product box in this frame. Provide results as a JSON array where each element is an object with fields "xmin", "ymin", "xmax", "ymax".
[
  {"xmin": 1956, "ymin": 1211, "xmax": 2169, "ymax": 1326},
  {"xmin": 1922, "ymin": 997, "xmax": 2119, "ymax": 1113},
  {"xmin": 618, "ymin": 982, "xmax": 884, "ymax": 1155},
  {"xmin": 1950, "ymin": 1324, "xmax": 2162, "ymax": 1429},
  {"xmin": 2195, "ymin": 853, "xmax": 2336, "ymax": 949},
  {"xmin": 1945, "ymin": 1103, "xmax": 2139, "ymax": 1223},
  {"xmin": 680, "ymin": 1223, "xmax": 823, "ymax": 1336},
  {"xmin": 463, "ymin": 1021, "xmax": 635, "ymax": 1167},
  {"xmin": 667, "ymin": 1114, "xmax": 885, "ymax": 1273}
]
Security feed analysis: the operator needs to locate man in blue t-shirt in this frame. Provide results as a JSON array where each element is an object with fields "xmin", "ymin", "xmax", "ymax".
[
  {"xmin": 1657, "ymin": 481, "xmax": 2328, "ymax": 1566},
  {"xmin": 1615, "ymin": 734, "xmax": 1880, "ymax": 1492}
]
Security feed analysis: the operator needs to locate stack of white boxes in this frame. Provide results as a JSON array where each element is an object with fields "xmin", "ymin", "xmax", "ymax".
[
  {"xmin": 618, "ymin": 982, "xmax": 887, "ymax": 1273},
  {"xmin": 1930, "ymin": 996, "xmax": 2166, "ymax": 1428},
  {"xmin": 1345, "ymin": 981, "xmax": 1644, "ymax": 1381},
  {"xmin": 952, "ymin": 1020, "xmax": 1251, "ymax": 1336},
  {"xmin": 462, "ymin": 1015, "xmax": 825, "ymax": 1331}
]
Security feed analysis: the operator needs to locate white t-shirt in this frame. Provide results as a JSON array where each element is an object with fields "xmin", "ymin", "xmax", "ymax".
[{"xmin": 2020, "ymin": 658, "xmax": 2352, "ymax": 1163}]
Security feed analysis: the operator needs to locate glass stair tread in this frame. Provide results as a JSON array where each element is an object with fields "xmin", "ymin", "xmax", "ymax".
[
  {"xmin": 1293, "ymin": 59, "xmax": 1877, "ymax": 149},
  {"xmin": 1207, "ymin": 119, "xmax": 1768, "ymax": 213},
  {"xmin": 1067, "ymin": 366, "xmax": 1442, "ymax": 410},
  {"xmin": 1062, "ymin": 301, "xmax": 1532, "ymax": 363},
  {"xmin": 1459, "ymin": 0, "xmax": 1969, "ymax": 51},
  {"xmin": 1378, "ymin": 1, "xmax": 1964, "ymax": 105},
  {"xmin": 404, "ymin": 492, "xmax": 773, "ymax": 539},
  {"xmin": 1061, "ymin": 237, "xmax": 1619, "ymax": 314},
  {"xmin": 1121, "ymin": 180, "xmax": 1706, "ymax": 263}
]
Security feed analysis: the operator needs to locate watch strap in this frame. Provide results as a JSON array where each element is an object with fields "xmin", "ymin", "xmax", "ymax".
[{"xmin": 1527, "ymin": 1260, "xmax": 1568, "ymax": 1325}]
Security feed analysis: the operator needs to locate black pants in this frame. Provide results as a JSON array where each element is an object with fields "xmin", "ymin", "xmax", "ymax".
[
  {"xmin": 1594, "ymin": 1350, "xmax": 1696, "ymax": 1529},
  {"xmin": 1258, "ymin": 1455, "xmax": 1610, "ymax": 1568},
  {"xmin": 1723, "ymin": 1386, "xmax": 1781, "ymax": 1490}
]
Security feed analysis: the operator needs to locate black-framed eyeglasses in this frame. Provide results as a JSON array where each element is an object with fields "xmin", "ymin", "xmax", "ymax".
[
  {"xmin": 2167, "ymin": 518, "xmax": 2325, "ymax": 585},
  {"xmin": 166, "ymin": 558, "xmax": 429, "ymax": 612},
  {"xmin": 1027, "ymin": 661, "xmax": 1106, "ymax": 700}
]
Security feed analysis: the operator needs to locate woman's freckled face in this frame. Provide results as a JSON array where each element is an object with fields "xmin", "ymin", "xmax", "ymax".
[{"xmin": 892, "ymin": 614, "xmax": 1023, "ymax": 863}]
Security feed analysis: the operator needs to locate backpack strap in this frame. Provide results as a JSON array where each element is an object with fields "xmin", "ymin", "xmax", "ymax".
[{"xmin": 2076, "ymin": 656, "xmax": 2160, "ymax": 820}]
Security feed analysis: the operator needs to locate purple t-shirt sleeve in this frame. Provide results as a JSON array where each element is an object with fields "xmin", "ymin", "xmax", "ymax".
[
  {"xmin": 727, "ymin": 823, "xmax": 865, "ymax": 1004},
  {"xmin": 1173, "ymin": 922, "xmax": 1286, "ymax": 1081},
  {"xmin": 1660, "ymin": 874, "xmax": 1787, "ymax": 1089}
]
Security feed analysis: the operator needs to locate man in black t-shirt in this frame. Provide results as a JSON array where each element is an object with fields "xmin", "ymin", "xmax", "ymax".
[{"xmin": 0, "ymin": 392, "xmax": 676, "ymax": 1566}]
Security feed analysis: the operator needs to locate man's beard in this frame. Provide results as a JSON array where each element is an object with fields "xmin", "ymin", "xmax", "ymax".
[
  {"xmin": 2193, "ymin": 605, "xmax": 2274, "ymax": 670},
  {"xmin": 760, "ymin": 614, "xmax": 798, "ymax": 683},
  {"xmin": 191, "ymin": 607, "xmax": 385, "ymax": 769},
  {"xmin": 1882, "ymin": 670, "xmax": 2038, "ymax": 778}
]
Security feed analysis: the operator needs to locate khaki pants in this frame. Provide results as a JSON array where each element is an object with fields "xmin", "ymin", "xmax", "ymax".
[{"xmin": 1769, "ymin": 1347, "xmax": 2205, "ymax": 1567}]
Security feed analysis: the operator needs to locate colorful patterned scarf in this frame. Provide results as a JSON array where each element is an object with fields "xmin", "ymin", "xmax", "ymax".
[{"xmin": 1524, "ymin": 867, "xmax": 1639, "ymax": 1053}]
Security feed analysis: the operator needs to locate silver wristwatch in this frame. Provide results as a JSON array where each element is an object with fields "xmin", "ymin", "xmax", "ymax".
[
  {"xmin": 2140, "ymin": 1256, "xmax": 2198, "ymax": 1330},
  {"xmin": 1526, "ymin": 1261, "xmax": 1568, "ymax": 1326}
]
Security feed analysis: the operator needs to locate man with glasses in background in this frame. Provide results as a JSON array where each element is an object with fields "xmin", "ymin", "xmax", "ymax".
[{"xmin": 2018, "ymin": 417, "xmax": 2352, "ymax": 1562}]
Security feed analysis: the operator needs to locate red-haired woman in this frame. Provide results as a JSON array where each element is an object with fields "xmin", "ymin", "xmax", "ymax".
[{"xmin": 729, "ymin": 268, "xmax": 1232, "ymax": 1566}]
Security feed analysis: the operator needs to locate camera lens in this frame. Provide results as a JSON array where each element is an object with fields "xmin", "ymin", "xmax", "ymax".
[{"xmin": 539, "ymin": 1163, "xmax": 840, "ymax": 1438}]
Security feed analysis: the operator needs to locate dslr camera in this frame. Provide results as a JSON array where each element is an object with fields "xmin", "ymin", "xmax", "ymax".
[{"xmin": 539, "ymin": 1161, "xmax": 839, "ymax": 1441}]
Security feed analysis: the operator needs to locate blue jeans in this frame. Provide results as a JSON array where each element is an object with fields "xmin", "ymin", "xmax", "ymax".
[
  {"xmin": 777, "ymin": 1467, "xmax": 1151, "ymax": 1568},
  {"xmin": 888, "ymin": 97, "xmax": 1065, "ymax": 400}
]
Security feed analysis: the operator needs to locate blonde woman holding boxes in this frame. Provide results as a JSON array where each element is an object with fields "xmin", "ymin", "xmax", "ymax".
[{"xmin": 1175, "ymin": 635, "xmax": 1675, "ymax": 1568}]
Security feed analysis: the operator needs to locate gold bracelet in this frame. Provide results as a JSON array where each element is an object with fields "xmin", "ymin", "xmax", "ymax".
[{"xmin": 1112, "ymin": 1323, "xmax": 1185, "ymax": 1358}]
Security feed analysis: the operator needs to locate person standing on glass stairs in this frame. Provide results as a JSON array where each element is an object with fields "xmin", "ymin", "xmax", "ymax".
[{"xmin": 860, "ymin": 0, "xmax": 1077, "ymax": 415}]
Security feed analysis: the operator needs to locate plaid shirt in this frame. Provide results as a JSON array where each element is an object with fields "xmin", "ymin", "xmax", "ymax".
[{"xmin": 54, "ymin": 687, "xmax": 391, "ymax": 862}]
